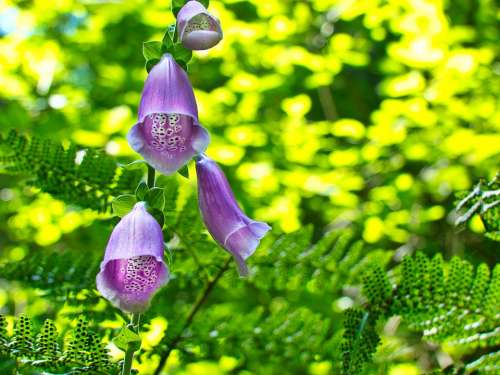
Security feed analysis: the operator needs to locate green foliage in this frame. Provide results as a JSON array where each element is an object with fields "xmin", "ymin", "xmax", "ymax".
[
  {"xmin": 0, "ymin": 248, "xmax": 100, "ymax": 301},
  {"xmin": 0, "ymin": 314, "xmax": 118, "ymax": 374},
  {"xmin": 0, "ymin": 131, "xmax": 142, "ymax": 212},
  {"xmin": 456, "ymin": 175, "xmax": 500, "ymax": 241},
  {"xmin": 148, "ymin": 224, "xmax": 388, "ymax": 374},
  {"xmin": 342, "ymin": 252, "xmax": 500, "ymax": 374}
]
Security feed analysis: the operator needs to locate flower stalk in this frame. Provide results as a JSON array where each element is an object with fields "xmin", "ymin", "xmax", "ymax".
[{"xmin": 121, "ymin": 313, "xmax": 141, "ymax": 375}]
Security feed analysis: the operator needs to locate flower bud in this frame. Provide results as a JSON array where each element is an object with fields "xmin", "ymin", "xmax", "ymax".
[
  {"xmin": 195, "ymin": 154, "xmax": 271, "ymax": 276},
  {"xmin": 177, "ymin": 0, "xmax": 223, "ymax": 50},
  {"xmin": 127, "ymin": 54, "xmax": 210, "ymax": 175},
  {"xmin": 96, "ymin": 202, "xmax": 169, "ymax": 313}
]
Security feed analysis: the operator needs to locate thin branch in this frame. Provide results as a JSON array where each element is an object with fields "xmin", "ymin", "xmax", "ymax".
[
  {"xmin": 153, "ymin": 257, "xmax": 231, "ymax": 375},
  {"xmin": 317, "ymin": 85, "xmax": 338, "ymax": 121}
]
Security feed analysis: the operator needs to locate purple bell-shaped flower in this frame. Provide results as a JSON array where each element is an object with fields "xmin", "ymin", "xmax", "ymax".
[
  {"xmin": 96, "ymin": 202, "xmax": 169, "ymax": 313},
  {"xmin": 195, "ymin": 154, "xmax": 271, "ymax": 276},
  {"xmin": 127, "ymin": 54, "xmax": 210, "ymax": 175},
  {"xmin": 177, "ymin": 0, "xmax": 223, "ymax": 50}
]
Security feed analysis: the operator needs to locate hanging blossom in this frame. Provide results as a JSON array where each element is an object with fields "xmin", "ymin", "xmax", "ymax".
[
  {"xmin": 195, "ymin": 154, "xmax": 271, "ymax": 276},
  {"xmin": 127, "ymin": 54, "xmax": 210, "ymax": 175},
  {"xmin": 96, "ymin": 202, "xmax": 169, "ymax": 313},
  {"xmin": 177, "ymin": 0, "xmax": 223, "ymax": 50}
]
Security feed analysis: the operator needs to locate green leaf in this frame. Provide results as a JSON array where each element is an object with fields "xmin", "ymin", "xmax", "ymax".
[
  {"xmin": 173, "ymin": 42, "xmax": 192, "ymax": 64},
  {"xmin": 143, "ymin": 41, "xmax": 163, "ymax": 61},
  {"xmin": 161, "ymin": 25, "xmax": 176, "ymax": 53},
  {"xmin": 178, "ymin": 164, "xmax": 189, "ymax": 179},
  {"xmin": 112, "ymin": 194, "xmax": 137, "ymax": 217},
  {"xmin": 112, "ymin": 326, "xmax": 141, "ymax": 352},
  {"xmin": 145, "ymin": 187, "xmax": 165, "ymax": 210},
  {"xmin": 148, "ymin": 208, "xmax": 165, "ymax": 228},
  {"xmin": 135, "ymin": 182, "xmax": 149, "ymax": 201},
  {"xmin": 146, "ymin": 58, "xmax": 160, "ymax": 73}
]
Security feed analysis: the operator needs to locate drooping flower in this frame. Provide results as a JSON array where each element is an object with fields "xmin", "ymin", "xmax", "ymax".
[
  {"xmin": 177, "ymin": 0, "xmax": 223, "ymax": 50},
  {"xmin": 127, "ymin": 54, "xmax": 209, "ymax": 175},
  {"xmin": 195, "ymin": 154, "xmax": 271, "ymax": 276},
  {"xmin": 96, "ymin": 202, "xmax": 168, "ymax": 313}
]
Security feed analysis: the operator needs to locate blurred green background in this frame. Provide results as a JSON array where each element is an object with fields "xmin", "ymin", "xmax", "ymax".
[{"xmin": 0, "ymin": 0, "xmax": 499, "ymax": 374}]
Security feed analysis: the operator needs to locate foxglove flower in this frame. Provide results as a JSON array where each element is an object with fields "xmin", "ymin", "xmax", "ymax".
[
  {"xmin": 96, "ymin": 202, "xmax": 168, "ymax": 313},
  {"xmin": 195, "ymin": 154, "xmax": 271, "ymax": 276},
  {"xmin": 177, "ymin": 0, "xmax": 223, "ymax": 50},
  {"xmin": 127, "ymin": 54, "xmax": 209, "ymax": 175}
]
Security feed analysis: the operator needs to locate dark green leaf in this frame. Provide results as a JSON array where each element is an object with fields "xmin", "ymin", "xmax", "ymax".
[
  {"xmin": 172, "ymin": 42, "xmax": 192, "ymax": 64},
  {"xmin": 149, "ymin": 207, "xmax": 165, "ymax": 228},
  {"xmin": 145, "ymin": 187, "xmax": 165, "ymax": 210},
  {"xmin": 178, "ymin": 164, "xmax": 189, "ymax": 179},
  {"xmin": 146, "ymin": 58, "xmax": 160, "ymax": 72},
  {"xmin": 135, "ymin": 182, "xmax": 149, "ymax": 200}
]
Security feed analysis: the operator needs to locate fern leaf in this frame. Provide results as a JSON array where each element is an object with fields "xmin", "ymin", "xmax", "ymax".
[
  {"xmin": 455, "ymin": 175, "xmax": 500, "ymax": 241},
  {"xmin": 341, "ymin": 309, "xmax": 380, "ymax": 375},
  {"xmin": 0, "ymin": 131, "xmax": 142, "ymax": 212},
  {"xmin": 342, "ymin": 253, "xmax": 500, "ymax": 374}
]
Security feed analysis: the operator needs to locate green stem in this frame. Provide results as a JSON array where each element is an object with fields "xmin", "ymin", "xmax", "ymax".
[
  {"xmin": 121, "ymin": 313, "xmax": 141, "ymax": 375},
  {"xmin": 147, "ymin": 164, "xmax": 155, "ymax": 188},
  {"xmin": 153, "ymin": 257, "xmax": 231, "ymax": 375}
]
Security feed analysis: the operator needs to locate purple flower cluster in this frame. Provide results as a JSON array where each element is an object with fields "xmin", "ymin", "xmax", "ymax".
[{"xmin": 97, "ymin": 0, "xmax": 269, "ymax": 313}]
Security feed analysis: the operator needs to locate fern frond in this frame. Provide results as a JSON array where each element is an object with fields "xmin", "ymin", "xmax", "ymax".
[
  {"xmin": 254, "ymin": 228, "xmax": 393, "ymax": 296},
  {"xmin": 0, "ymin": 248, "xmax": 100, "ymax": 301},
  {"xmin": 36, "ymin": 319, "xmax": 59, "ymax": 360},
  {"xmin": 341, "ymin": 309, "xmax": 380, "ymax": 375},
  {"xmin": 455, "ymin": 174, "xmax": 500, "ymax": 241},
  {"xmin": 342, "ymin": 252, "xmax": 500, "ymax": 374},
  {"xmin": 0, "ymin": 130, "xmax": 142, "ymax": 212},
  {"xmin": 0, "ymin": 314, "xmax": 119, "ymax": 374}
]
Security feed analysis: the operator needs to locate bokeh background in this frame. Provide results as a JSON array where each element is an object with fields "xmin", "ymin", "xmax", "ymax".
[{"xmin": 0, "ymin": 0, "xmax": 499, "ymax": 374}]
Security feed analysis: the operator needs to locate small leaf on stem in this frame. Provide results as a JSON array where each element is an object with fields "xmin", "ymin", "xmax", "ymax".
[
  {"xmin": 113, "ymin": 326, "xmax": 141, "ymax": 352},
  {"xmin": 135, "ymin": 182, "xmax": 149, "ymax": 201},
  {"xmin": 145, "ymin": 187, "xmax": 165, "ymax": 210},
  {"xmin": 143, "ymin": 41, "xmax": 163, "ymax": 61},
  {"xmin": 112, "ymin": 195, "xmax": 137, "ymax": 217}
]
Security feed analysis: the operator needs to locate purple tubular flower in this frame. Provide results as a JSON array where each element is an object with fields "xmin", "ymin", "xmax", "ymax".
[
  {"xmin": 127, "ymin": 54, "xmax": 210, "ymax": 175},
  {"xmin": 177, "ymin": 0, "xmax": 223, "ymax": 50},
  {"xmin": 96, "ymin": 202, "xmax": 169, "ymax": 313},
  {"xmin": 195, "ymin": 154, "xmax": 271, "ymax": 276}
]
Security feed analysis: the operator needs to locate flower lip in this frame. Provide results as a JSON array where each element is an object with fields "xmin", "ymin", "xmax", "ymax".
[{"xmin": 182, "ymin": 30, "xmax": 222, "ymax": 51}]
